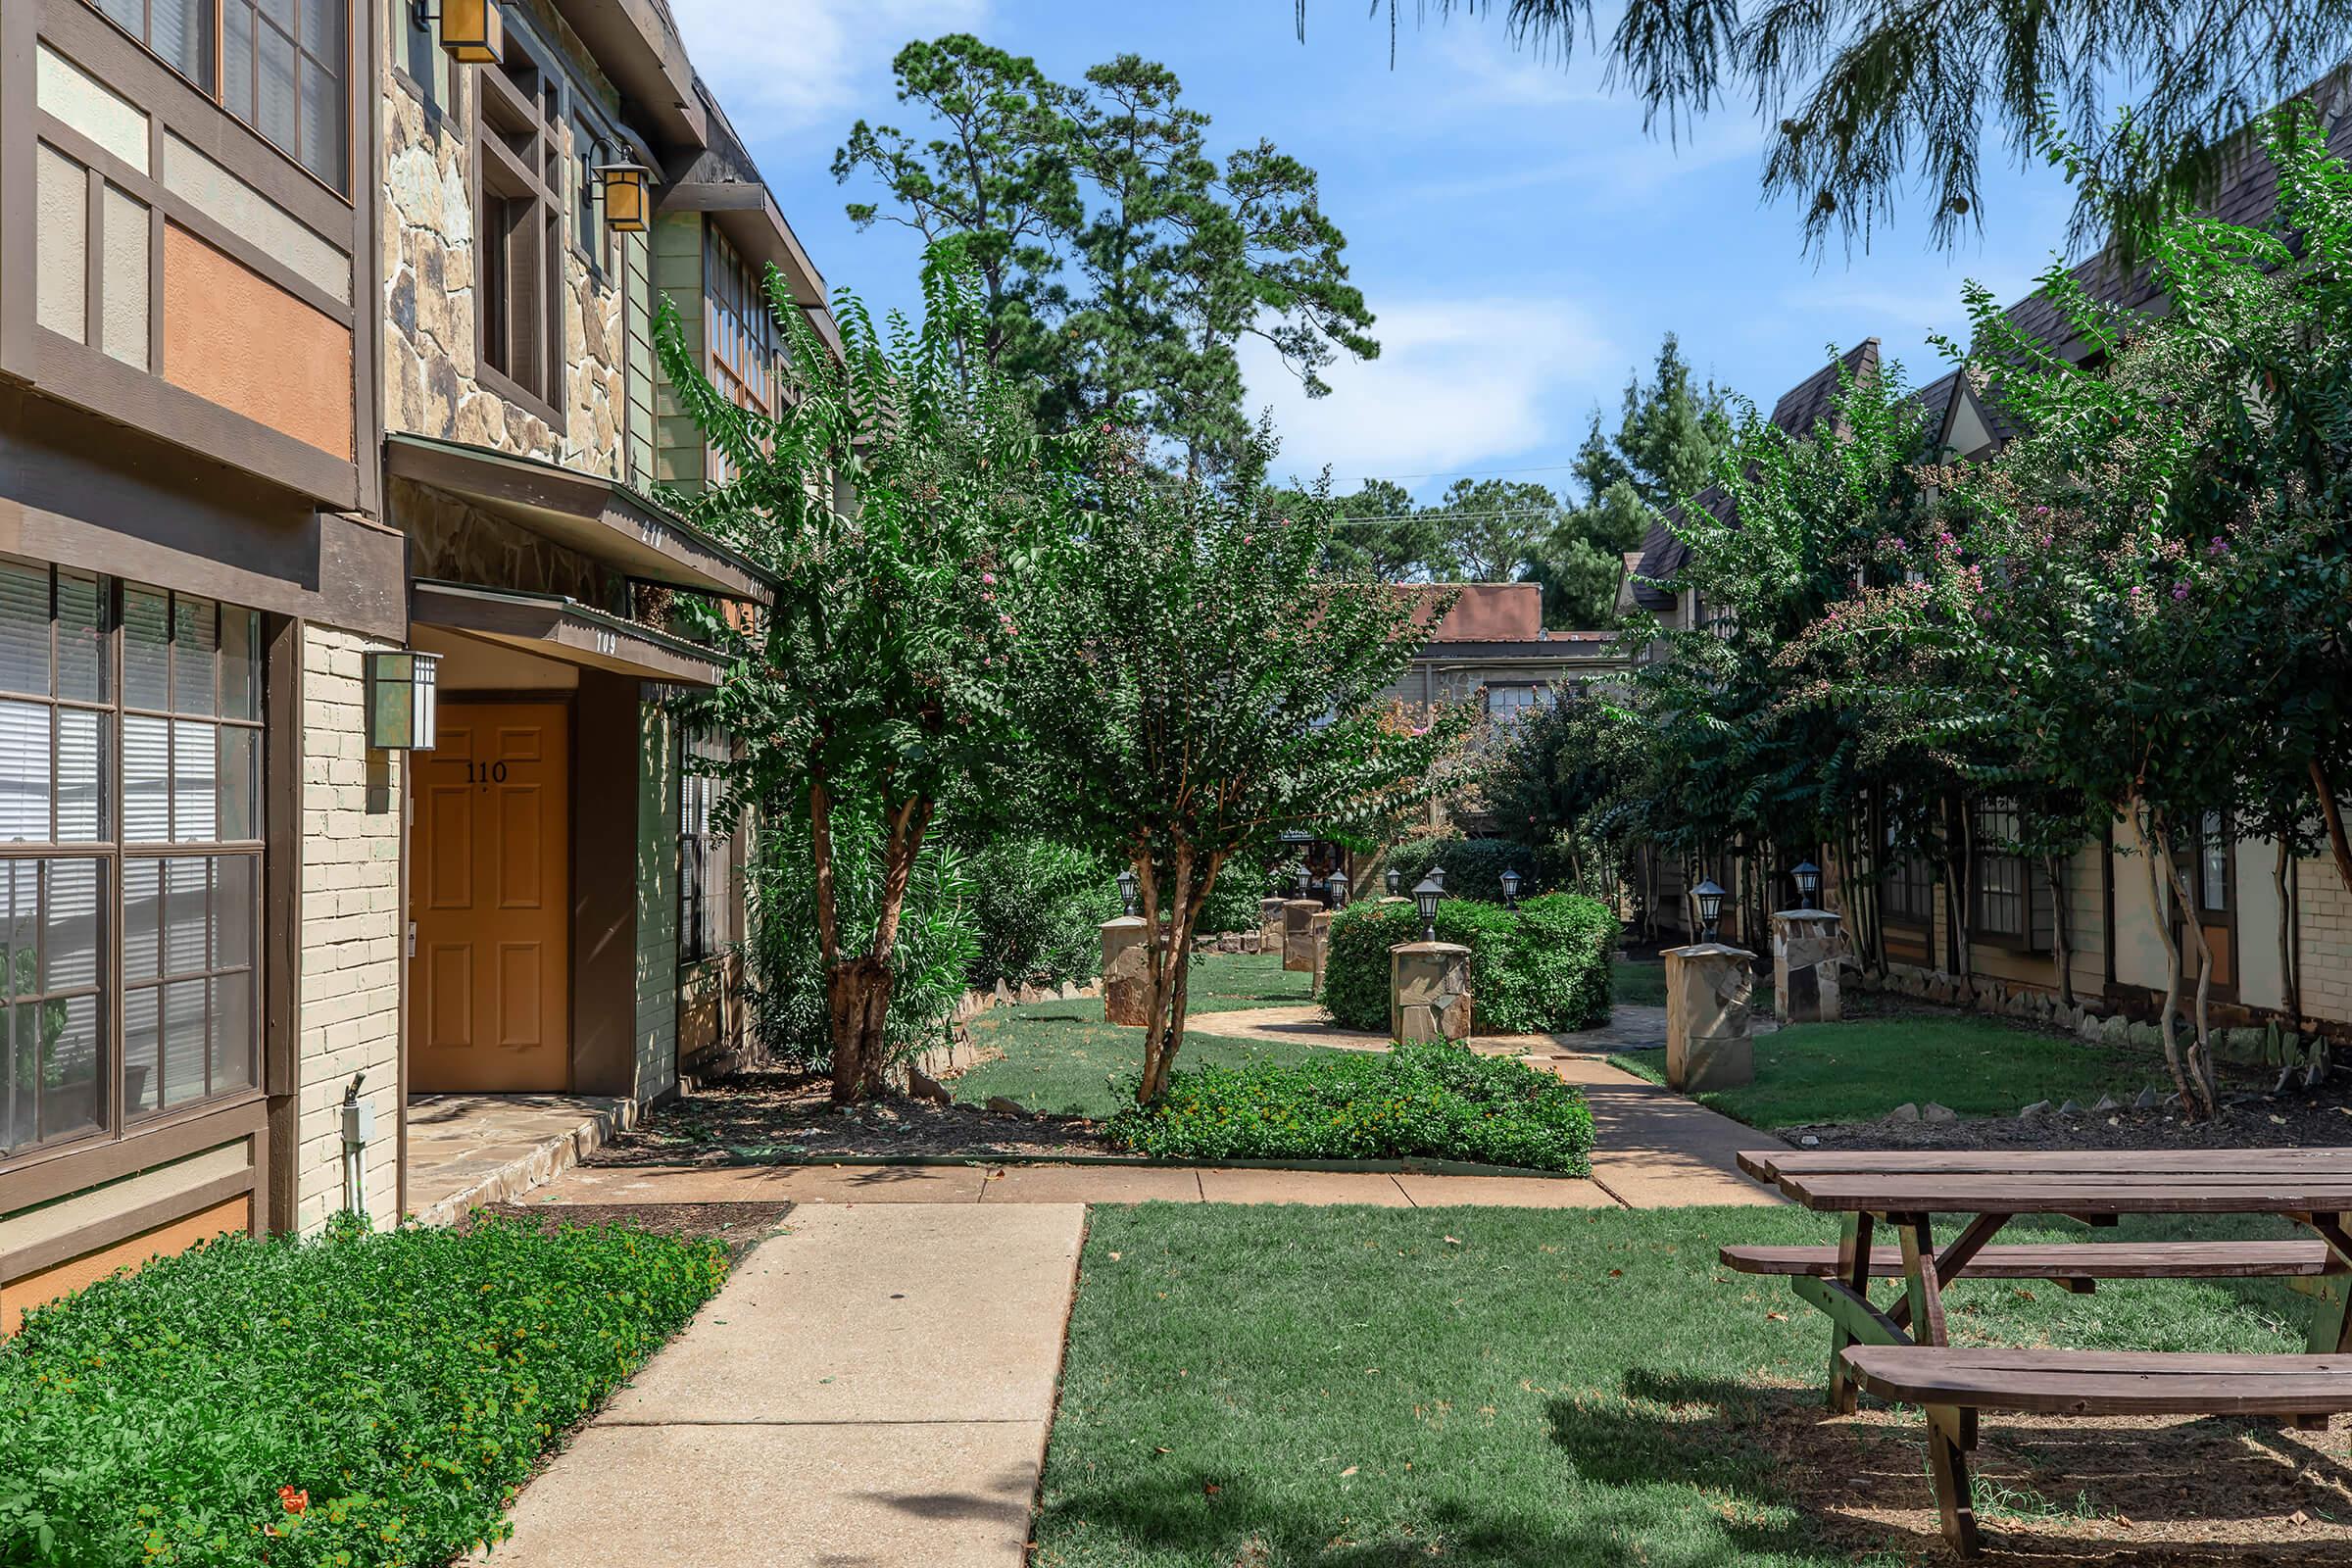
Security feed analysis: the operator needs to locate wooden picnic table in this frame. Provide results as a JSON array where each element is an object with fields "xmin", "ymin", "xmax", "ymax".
[{"xmin": 1734, "ymin": 1147, "xmax": 2352, "ymax": 1412}]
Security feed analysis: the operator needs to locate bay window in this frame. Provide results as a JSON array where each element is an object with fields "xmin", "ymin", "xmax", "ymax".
[{"xmin": 0, "ymin": 558, "xmax": 263, "ymax": 1161}]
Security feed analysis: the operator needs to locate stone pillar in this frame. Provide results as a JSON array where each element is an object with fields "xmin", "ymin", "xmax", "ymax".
[
  {"xmin": 1770, "ymin": 909, "xmax": 1844, "ymax": 1024},
  {"xmin": 1258, "ymin": 898, "xmax": 1288, "ymax": 956},
  {"xmin": 1664, "ymin": 942, "xmax": 1756, "ymax": 1091},
  {"xmin": 1102, "ymin": 916, "xmax": 1151, "ymax": 1026},
  {"xmin": 1309, "ymin": 909, "xmax": 1334, "ymax": 993},
  {"xmin": 1282, "ymin": 899, "xmax": 1321, "ymax": 973},
  {"xmin": 1391, "ymin": 941, "xmax": 1473, "ymax": 1043}
]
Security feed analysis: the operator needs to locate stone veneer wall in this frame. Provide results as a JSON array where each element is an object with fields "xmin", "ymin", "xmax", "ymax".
[
  {"xmin": 380, "ymin": 8, "xmax": 628, "ymax": 474},
  {"xmin": 295, "ymin": 626, "xmax": 406, "ymax": 1234},
  {"xmin": 392, "ymin": 477, "xmax": 620, "ymax": 612},
  {"xmin": 634, "ymin": 698, "xmax": 680, "ymax": 1102}
]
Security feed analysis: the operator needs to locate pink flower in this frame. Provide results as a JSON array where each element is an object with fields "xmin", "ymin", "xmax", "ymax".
[
  {"xmin": 2172, "ymin": 582, "xmax": 2190, "ymax": 600},
  {"xmin": 981, "ymin": 570, "xmax": 998, "ymax": 584}
]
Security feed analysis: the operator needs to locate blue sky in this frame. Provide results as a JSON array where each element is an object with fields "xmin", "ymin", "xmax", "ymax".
[{"xmin": 667, "ymin": 0, "xmax": 2085, "ymax": 504}]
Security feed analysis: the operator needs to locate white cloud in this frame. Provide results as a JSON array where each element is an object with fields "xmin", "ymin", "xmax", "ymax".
[
  {"xmin": 664, "ymin": 0, "xmax": 988, "ymax": 139},
  {"xmin": 1241, "ymin": 297, "xmax": 1617, "ymax": 491}
]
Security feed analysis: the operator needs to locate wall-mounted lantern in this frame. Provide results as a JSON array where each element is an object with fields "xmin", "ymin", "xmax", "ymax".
[
  {"xmin": 365, "ymin": 650, "xmax": 440, "ymax": 751},
  {"xmin": 591, "ymin": 145, "xmax": 656, "ymax": 233},
  {"xmin": 414, "ymin": 0, "xmax": 503, "ymax": 65},
  {"xmin": 1693, "ymin": 878, "xmax": 1727, "ymax": 943}
]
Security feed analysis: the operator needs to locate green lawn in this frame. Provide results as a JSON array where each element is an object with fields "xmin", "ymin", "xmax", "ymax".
[
  {"xmin": 1034, "ymin": 1203, "xmax": 2317, "ymax": 1568},
  {"xmin": 1612, "ymin": 956, "xmax": 1666, "ymax": 1008},
  {"xmin": 1608, "ymin": 1015, "xmax": 2172, "ymax": 1128},
  {"xmin": 956, "ymin": 954, "xmax": 1327, "ymax": 1118}
]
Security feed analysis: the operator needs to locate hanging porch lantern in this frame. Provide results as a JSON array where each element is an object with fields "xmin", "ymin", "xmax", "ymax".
[
  {"xmin": 365, "ymin": 650, "xmax": 440, "ymax": 751},
  {"xmin": 594, "ymin": 154, "xmax": 655, "ymax": 232},
  {"xmin": 416, "ymin": 0, "xmax": 504, "ymax": 65}
]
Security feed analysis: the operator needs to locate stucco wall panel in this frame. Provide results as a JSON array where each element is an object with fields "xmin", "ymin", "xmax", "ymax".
[
  {"xmin": 4, "ymin": 1195, "xmax": 250, "ymax": 1333},
  {"xmin": 161, "ymin": 225, "xmax": 354, "ymax": 459}
]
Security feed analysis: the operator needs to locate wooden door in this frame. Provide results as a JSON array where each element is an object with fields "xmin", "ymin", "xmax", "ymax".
[
  {"xmin": 409, "ymin": 703, "xmax": 570, "ymax": 1093},
  {"xmin": 2171, "ymin": 815, "xmax": 2236, "ymax": 1000}
]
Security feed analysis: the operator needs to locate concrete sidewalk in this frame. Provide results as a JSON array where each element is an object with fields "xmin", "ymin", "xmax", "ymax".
[{"xmin": 473, "ymin": 1204, "xmax": 1085, "ymax": 1567}]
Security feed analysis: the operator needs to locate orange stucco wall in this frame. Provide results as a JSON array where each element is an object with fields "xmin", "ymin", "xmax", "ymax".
[
  {"xmin": 161, "ymin": 223, "xmax": 353, "ymax": 459},
  {"xmin": 3, "ymin": 1195, "xmax": 251, "ymax": 1334}
]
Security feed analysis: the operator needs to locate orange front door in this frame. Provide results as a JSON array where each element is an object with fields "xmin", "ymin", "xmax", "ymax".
[{"xmin": 410, "ymin": 703, "xmax": 571, "ymax": 1093}]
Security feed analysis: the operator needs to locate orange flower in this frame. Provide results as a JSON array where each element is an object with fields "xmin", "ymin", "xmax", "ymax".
[{"xmin": 278, "ymin": 1486, "xmax": 309, "ymax": 1515}]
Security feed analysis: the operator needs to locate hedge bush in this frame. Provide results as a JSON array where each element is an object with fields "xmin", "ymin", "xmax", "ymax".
[
  {"xmin": 1102, "ymin": 1038, "xmax": 1595, "ymax": 1172},
  {"xmin": 0, "ymin": 1216, "xmax": 726, "ymax": 1567},
  {"xmin": 1321, "ymin": 892, "xmax": 1616, "ymax": 1035},
  {"xmin": 959, "ymin": 835, "xmax": 1122, "ymax": 990},
  {"xmin": 1375, "ymin": 836, "xmax": 1550, "ymax": 904}
]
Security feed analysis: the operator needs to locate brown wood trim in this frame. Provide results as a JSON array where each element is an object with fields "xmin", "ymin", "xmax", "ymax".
[
  {"xmin": 0, "ymin": 0, "xmax": 43, "ymax": 387},
  {"xmin": 29, "ymin": 327, "xmax": 359, "ymax": 508},
  {"xmin": 412, "ymin": 581, "xmax": 722, "ymax": 685},
  {"xmin": 0, "ymin": 1166, "xmax": 254, "ymax": 1286},
  {"xmin": 472, "ymin": 361, "xmax": 566, "ymax": 440},
  {"xmin": 353, "ymin": 5, "xmax": 380, "ymax": 521},
  {"xmin": 0, "ymin": 1093, "xmax": 265, "ymax": 1213},
  {"xmin": 263, "ymin": 616, "xmax": 303, "ymax": 1098}
]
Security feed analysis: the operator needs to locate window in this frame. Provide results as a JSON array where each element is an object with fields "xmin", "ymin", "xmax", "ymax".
[
  {"xmin": 704, "ymin": 227, "xmax": 781, "ymax": 481},
  {"xmin": 91, "ymin": 0, "xmax": 350, "ymax": 195},
  {"xmin": 1484, "ymin": 684, "xmax": 1544, "ymax": 726},
  {"xmin": 678, "ymin": 731, "xmax": 731, "ymax": 965},
  {"xmin": 1969, "ymin": 798, "xmax": 2028, "ymax": 941},
  {"xmin": 1878, "ymin": 795, "xmax": 1936, "ymax": 926},
  {"xmin": 476, "ymin": 49, "xmax": 564, "ymax": 409},
  {"xmin": 389, "ymin": 0, "xmax": 453, "ymax": 120},
  {"xmin": 0, "ymin": 560, "xmax": 262, "ymax": 1161},
  {"xmin": 2198, "ymin": 810, "xmax": 2230, "ymax": 912}
]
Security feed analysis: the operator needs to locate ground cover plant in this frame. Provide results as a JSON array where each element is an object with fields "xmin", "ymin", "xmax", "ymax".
[
  {"xmin": 0, "ymin": 1216, "xmax": 725, "ymax": 1567},
  {"xmin": 1035, "ymin": 1203, "xmax": 2334, "ymax": 1567},
  {"xmin": 1102, "ymin": 1040, "xmax": 1596, "ymax": 1171},
  {"xmin": 1608, "ymin": 1016, "xmax": 2176, "ymax": 1127},
  {"xmin": 1322, "ymin": 894, "xmax": 1615, "ymax": 1035}
]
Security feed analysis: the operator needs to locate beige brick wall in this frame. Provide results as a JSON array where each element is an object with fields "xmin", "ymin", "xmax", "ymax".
[
  {"xmin": 2296, "ymin": 854, "xmax": 2352, "ymax": 1027},
  {"xmin": 294, "ymin": 625, "xmax": 405, "ymax": 1234}
]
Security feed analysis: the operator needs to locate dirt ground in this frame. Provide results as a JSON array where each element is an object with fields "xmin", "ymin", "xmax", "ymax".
[
  {"xmin": 581, "ymin": 1066, "xmax": 1108, "ymax": 1164},
  {"xmin": 1785, "ymin": 1076, "xmax": 2352, "ymax": 1152},
  {"xmin": 1753, "ymin": 1390, "xmax": 2352, "ymax": 1563}
]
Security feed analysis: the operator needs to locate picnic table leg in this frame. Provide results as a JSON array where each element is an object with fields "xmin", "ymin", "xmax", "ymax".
[
  {"xmin": 1826, "ymin": 1211, "xmax": 1875, "ymax": 1413},
  {"xmin": 2307, "ymin": 1213, "xmax": 2351, "ymax": 1357},
  {"xmin": 1888, "ymin": 1211, "xmax": 2006, "ymax": 1335},
  {"xmin": 1894, "ymin": 1212, "xmax": 1951, "ymax": 1347},
  {"xmin": 1925, "ymin": 1403, "xmax": 1984, "ymax": 1557}
]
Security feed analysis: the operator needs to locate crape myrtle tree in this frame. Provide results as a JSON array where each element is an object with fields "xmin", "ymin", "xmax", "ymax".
[
  {"xmin": 1014, "ymin": 430, "xmax": 1474, "ymax": 1102},
  {"xmin": 655, "ymin": 256, "xmax": 1080, "ymax": 1102}
]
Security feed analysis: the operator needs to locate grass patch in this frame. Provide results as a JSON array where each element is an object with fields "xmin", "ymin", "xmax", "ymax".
[
  {"xmin": 1613, "ymin": 957, "xmax": 1666, "ymax": 1008},
  {"xmin": 0, "ymin": 1215, "xmax": 725, "ymax": 1566},
  {"xmin": 956, "ymin": 956, "xmax": 1329, "ymax": 1118},
  {"xmin": 1104, "ymin": 1040, "xmax": 1595, "ymax": 1171},
  {"xmin": 1608, "ymin": 1015, "xmax": 2166, "ymax": 1128},
  {"xmin": 1036, "ymin": 1203, "xmax": 2312, "ymax": 1567}
]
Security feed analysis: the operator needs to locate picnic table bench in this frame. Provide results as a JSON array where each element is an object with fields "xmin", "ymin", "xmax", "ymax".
[{"xmin": 1730, "ymin": 1147, "xmax": 2352, "ymax": 1556}]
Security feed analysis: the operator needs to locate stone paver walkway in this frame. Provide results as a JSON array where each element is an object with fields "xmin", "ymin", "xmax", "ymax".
[
  {"xmin": 473, "ymin": 1203, "xmax": 1084, "ymax": 1567},
  {"xmin": 405, "ymin": 1092, "xmax": 644, "ymax": 1227}
]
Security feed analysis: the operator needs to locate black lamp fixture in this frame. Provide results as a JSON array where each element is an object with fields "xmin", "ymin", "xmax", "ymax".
[
  {"xmin": 1791, "ymin": 859, "xmax": 1822, "ymax": 910},
  {"xmin": 1296, "ymin": 863, "xmax": 1312, "ymax": 899},
  {"xmin": 1499, "ymin": 867, "xmax": 1524, "ymax": 909},
  {"xmin": 1693, "ymin": 878, "xmax": 1727, "ymax": 943},
  {"xmin": 1385, "ymin": 866, "xmax": 1401, "ymax": 897},
  {"xmin": 1116, "ymin": 867, "xmax": 1139, "ymax": 918},
  {"xmin": 1412, "ymin": 875, "xmax": 1443, "ymax": 943},
  {"xmin": 1429, "ymin": 864, "xmax": 1447, "ymax": 892},
  {"xmin": 413, "ymin": 0, "xmax": 503, "ymax": 65},
  {"xmin": 1328, "ymin": 869, "xmax": 1350, "ymax": 909}
]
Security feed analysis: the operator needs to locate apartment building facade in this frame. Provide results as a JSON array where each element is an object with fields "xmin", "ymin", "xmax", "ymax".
[{"xmin": 3, "ymin": 0, "xmax": 818, "ymax": 1325}]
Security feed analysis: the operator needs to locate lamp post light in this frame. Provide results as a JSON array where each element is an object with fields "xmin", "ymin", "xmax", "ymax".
[
  {"xmin": 1693, "ymin": 878, "xmax": 1727, "ymax": 943},
  {"xmin": 1296, "ymin": 864, "xmax": 1312, "ymax": 899},
  {"xmin": 1499, "ymin": 867, "xmax": 1524, "ymax": 909},
  {"xmin": 1328, "ymin": 869, "xmax": 1350, "ymax": 909},
  {"xmin": 1429, "ymin": 865, "xmax": 1446, "ymax": 892},
  {"xmin": 1791, "ymin": 859, "xmax": 1822, "ymax": 910},
  {"xmin": 1385, "ymin": 866, "xmax": 1401, "ymax": 897},
  {"xmin": 1116, "ymin": 868, "xmax": 1139, "ymax": 918},
  {"xmin": 1413, "ymin": 875, "xmax": 1443, "ymax": 944}
]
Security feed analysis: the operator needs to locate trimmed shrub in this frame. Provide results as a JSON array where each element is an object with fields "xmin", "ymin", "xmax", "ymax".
[
  {"xmin": 1377, "ymin": 835, "xmax": 1550, "ymax": 904},
  {"xmin": 1102, "ymin": 1039, "xmax": 1595, "ymax": 1172},
  {"xmin": 1321, "ymin": 892, "xmax": 1615, "ymax": 1034},
  {"xmin": 0, "ymin": 1216, "xmax": 727, "ymax": 1567},
  {"xmin": 959, "ymin": 835, "xmax": 1122, "ymax": 990},
  {"xmin": 1196, "ymin": 855, "xmax": 1288, "ymax": 936}
]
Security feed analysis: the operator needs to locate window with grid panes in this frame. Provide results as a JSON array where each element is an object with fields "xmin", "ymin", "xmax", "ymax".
[
  {"xmin": 91, "ymin": 1, "xmax": 351, "ymax": 194},
  {"xmin": 477, "ymin": 46, "xmax": 564, "ymax": 408},
  {"xmin": 0, "ymin": 559, "xmax": 262, "ymax": 1160},
  {"xmin": 2198, "ymin": 810, "xmax": 2230, "ymax": 912},
  {"xmin": 704, "ymin": 226, "xmax": 779, "ymax": 482},
  {"xmin": 678, "ymin": 730, "xmax": 730, "ymax": 964},
  {"xmin": 1969, "ymin": 798, "xmax": 2028, "ymax": 940}
]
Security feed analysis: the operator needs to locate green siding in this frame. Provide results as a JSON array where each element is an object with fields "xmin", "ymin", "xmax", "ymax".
[{"xmin": 652, "ymin": 213, "xmax": 708, "ymax": 492}]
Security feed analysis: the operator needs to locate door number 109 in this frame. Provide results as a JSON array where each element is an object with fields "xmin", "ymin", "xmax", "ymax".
[{"xmin": 463, "ymin": 760, "xmax": 512, "ymax": 784}]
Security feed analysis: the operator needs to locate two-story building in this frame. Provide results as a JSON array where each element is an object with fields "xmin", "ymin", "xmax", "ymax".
[{"xmin": 3, "ymin": 0, "xmax": 823, "ymax": 1326}]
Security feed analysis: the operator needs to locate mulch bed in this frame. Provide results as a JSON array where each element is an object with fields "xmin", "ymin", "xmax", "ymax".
[
  {"xmin": 582, "ymin": 1066, "xmax": 1108, "ymax": 1164},
  {"xmin": 1785, "ymin": 1075, "xmax": 2352, "ymax": 1152}
]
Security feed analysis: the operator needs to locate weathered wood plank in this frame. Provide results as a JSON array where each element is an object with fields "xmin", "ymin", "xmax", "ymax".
[
  {"xmin": 1721, "ymin": 1240, "xmax": 2341, "ymax": 1280},
  {"xmin": 1843, "ymin": 1346, "xmax": 2352, "ymax": 1415}
]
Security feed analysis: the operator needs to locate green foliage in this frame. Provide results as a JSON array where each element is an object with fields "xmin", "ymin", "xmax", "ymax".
[
  {"xmin": 957, "ymin": 835, "xmax": 1122, "ymax": 990},
  {"xmin": 1475, "ymin": 693, "xmax": 1657, "ymax": 893},
  {"xmin": 1320, "ymin": 893, "xmax": 1615, "ymax": 1035},
  {"xmin": 1102, "ymin": 1038, "xmax": 1596, "ymax": 1171},
  {"xmin": 745, "ymin": 816, "xmax": 977, "ymax": 1069},
  {"xmin": 838, "ymin": 35, "xmax": 1375, "ymax": 475},
  {"xmin": 1377, "ymin": 835, "xmax": 1548, "ymax": 905},
  {"xmin": 0, "ymin": 1217, "xmax": 725, "ymax": 1568}
]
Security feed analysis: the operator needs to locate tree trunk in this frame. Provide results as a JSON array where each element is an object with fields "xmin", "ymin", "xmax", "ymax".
[
  {"xmin": 2152, "ymin": 825, "xmax": 2221, "ymax": 1117},
  {"xmin": 1136, "ymin": 841, "xmax": 1216, "ymax": 1102},
  {"xmin": 2277, "ymin": 839, "xmax": 2300, "ymax": 1025},
  {"xmin": 2045, "ymin": 853, "xmax": 2075, "ymax": 1010},
  {"xmin": 2138, "ymin": 812, "xmax": 2213, "ymax": 1119},
  {"xmin": 816, "ymin": 784, "xmax": 935, "ymax": 1104},
  {"xmin": 2311, "ymin": 759, "xmax": 2352, "ymax": 897}
]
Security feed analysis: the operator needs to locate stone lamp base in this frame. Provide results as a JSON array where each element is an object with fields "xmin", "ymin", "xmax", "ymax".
[
  {"xmin": 1664, "ymin": 941, "xmax": 1756, "ymax": 1091},
  {"xmin": 1392, "ymin": 941, "xmax": 1472, "ymax": 1043}
]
